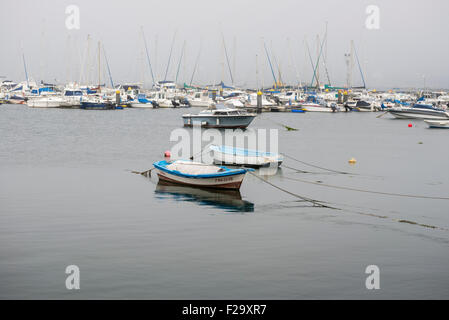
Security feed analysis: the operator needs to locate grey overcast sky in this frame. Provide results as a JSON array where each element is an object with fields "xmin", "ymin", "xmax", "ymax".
[{"xmin": 0, "ymin": 0, "xmax": 448, "ymax": 89}]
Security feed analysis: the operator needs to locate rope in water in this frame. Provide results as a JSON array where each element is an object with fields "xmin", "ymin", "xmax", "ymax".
[
  {"xmin": 281, "ymin": 152, "xmax": 352, "ymax": 175},
  {"xmin": 248, "ymin": 171, "xmax": 337, "ymax": 209},
  {"xmin": 249, "ymin": 171, "xmax": 446, "ymax": 230},
  {"xmin": 283, "ymin": 174, "xmax": 449, "ymax": 201}
]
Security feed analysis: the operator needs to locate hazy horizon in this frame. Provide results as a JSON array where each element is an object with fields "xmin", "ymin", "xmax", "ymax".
[{"xmin": 1, "ymin": 0, "xmax": 448, "ymax": 89}]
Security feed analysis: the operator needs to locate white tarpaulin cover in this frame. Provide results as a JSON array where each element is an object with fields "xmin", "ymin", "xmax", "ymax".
[{"xmin": 166, "ymin": 161, "xmax": 225, "ymax": 175}]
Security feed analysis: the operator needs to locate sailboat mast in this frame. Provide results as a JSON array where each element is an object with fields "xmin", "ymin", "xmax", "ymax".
[
  {"xmin": 164, "ymin": 30, "xmax": 177, "ymax": 81},
  {"xmin": 141, "ymin": 27, "xmax": 155, "ymax": 87},
  {"xmin": 103, "ymin": 44, "xmax": 114, "ymax": 88},
  {"xmin": 263, "ymin": 41, "xmax": 277, "ymax": 88},
  {"xmin": 175, "ymin": 40, "xmax": 186, "ymax": 84},
  {"xmin": 98, "ymin": 41, "xmax": 101, "ymax": 92},
  {"xmin": 22, "ymin": 53, "xmax": 29, "ymax": 88},
  {"xmin": 221, "ymin": 32, "xmax": 234, "ymax": 85},
  {"xmin": 256, "ymin": 54, "xmax": 259, "ymax": 90}
]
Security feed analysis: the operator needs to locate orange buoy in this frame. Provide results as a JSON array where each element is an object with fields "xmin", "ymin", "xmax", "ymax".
[{"xmin": 348, "ymin": 158, "xmax": 357, "ymax": 164}]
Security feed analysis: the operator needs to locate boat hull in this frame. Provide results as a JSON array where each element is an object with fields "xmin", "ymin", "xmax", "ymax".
[
  {"xmin": 27, "ymin": 99, "xmax": 62, "ymax": 108},
  {"xmin": 130, "ymin": 102, "xmax": 154, "ymax": 108},
  {"xmin": 424, "ymin": 120, "xmax": 449, "ymax": 128},
  {"xmin": 155, "ymin": 169, "xmax": 245, "ymax": 189},
  {"xmin": 182, "ymin": 115, "xmax": 255, "ymax": 129},
  {"xmin": 211, "ymin": 150, "xmax": 283, "ymax": 168},
  {"xmin": 389, "ymin": 109, "xmax": 449, "ymax": 120},
  {"xmin": 80, "ymin": 102, "xmax": 113, "ymax": 110}
]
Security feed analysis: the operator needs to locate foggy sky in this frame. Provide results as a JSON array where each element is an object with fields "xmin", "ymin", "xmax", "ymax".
[{"xmin": 1, "ymin": 0, "xmax": 448, "ymax": 89}]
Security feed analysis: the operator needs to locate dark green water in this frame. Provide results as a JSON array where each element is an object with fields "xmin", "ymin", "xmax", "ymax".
[{"xmin": 1, "ymin": 104, "xmax": 448, "ymax": 299}]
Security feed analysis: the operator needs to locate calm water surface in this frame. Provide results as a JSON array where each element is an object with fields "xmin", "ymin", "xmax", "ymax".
[{"xmin": 1, "ymin": 104, "xmax": 448, "ymax": 299}]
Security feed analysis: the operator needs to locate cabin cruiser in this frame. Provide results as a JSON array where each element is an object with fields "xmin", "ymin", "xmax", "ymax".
[
  {"xmin": 388, "ymin": 103, "xmax": 449, "ymax": 120},
  {"xmin": 27, "ymin": 95, "xmax": 65, "ymax": 108},
  {"xmin": 182, "ymin": 106, "xmax": 256, "ymax": 129},
  {"xmin": 187, "ymin": 91, "xmax": 215, "ymax": 108},
  {"xmin": 60, "ymin": 89, "xmax": 83, "ymax": 108}
]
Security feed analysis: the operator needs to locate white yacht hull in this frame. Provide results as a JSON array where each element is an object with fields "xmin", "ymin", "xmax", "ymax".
[
  {"xmin": 27, "ymin": 98, "xmax": 63, "ymax": 108},
  {"xmin": 424, "ymin": 120, "xmax": 449, "ymax": 128}
]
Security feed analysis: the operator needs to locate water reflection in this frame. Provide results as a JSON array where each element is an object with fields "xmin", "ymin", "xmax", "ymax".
[{"xmin": 155, "ymin": 181, "xmax": 255, "ymax": 212}]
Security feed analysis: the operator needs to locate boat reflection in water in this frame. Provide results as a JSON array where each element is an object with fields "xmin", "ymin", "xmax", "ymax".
[{"xmin": 155, "ymin": 181, "xmax": 254, "ymax": 213}]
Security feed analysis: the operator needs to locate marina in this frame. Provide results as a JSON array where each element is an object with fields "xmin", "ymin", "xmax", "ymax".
[{"xmin": 1, "ymin": 0, "xmax": 449, "ymax": 304}]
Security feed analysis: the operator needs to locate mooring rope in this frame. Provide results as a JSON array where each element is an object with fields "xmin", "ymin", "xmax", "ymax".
[
  {"xmin": 247, "ymin": 171, "xmax": 337, "ymax": 209},
  {"xmin": 281, "ymin": 152, "xmax": 352, "ymax": 175},
  {"xmin": 283, "ymin": 176, "xmax": 449, "ymax": 201}
]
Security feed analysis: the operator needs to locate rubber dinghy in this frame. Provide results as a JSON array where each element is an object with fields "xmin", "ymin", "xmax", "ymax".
[
  {"xmin": 209, "ymin": 145, "xmax": 283, "ymax": 168},
  {"xmin": 153, "ymin": 160, "xmax": 250, "ymax": 190}
]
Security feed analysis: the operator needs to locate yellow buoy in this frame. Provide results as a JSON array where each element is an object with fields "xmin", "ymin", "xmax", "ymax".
[
  {"xmin": 257, "ymin": 91, "xmax": 262, "ymax": 96},
  {"xmin": 348, "ymin": 158, "xmax": 357, "ymax": 164}
]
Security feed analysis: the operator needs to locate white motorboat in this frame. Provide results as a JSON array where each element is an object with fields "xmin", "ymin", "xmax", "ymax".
[
  {"xmin": 188, "ymin": 91, "xmax": 215, "ymax": 108},
  {"xmin": 424, "ymin": 120, "xmax": 449, "ymax": 128},
  {"xmin": 182, "ymin": 107, "xmax": 256, "ymax": 128},
  {"xmin": 388, "ymin": 103, "xmax": 449, "ymax": 120},
  {"xmin": 27, "ymin": 95, "xmax": 64, "ymax": 108},
  {"xmin": 300, "ymin": 102, "xmax": 334, "ymax": 112}
]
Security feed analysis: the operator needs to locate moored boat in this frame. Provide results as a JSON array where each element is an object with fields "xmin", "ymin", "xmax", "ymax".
[
  {"xmin": 153, "ymin": 160, "xmax": 250, "ymax": 189},
  {"xmin": 424, "ymin": 119, "xmax": 449, "ymax": 128},
  {"xmin": 388, "ymin": 103, "xmax": 449, "ymax": 120},
  {"xmin": 182, "ymin": 107, "xmax": 256, "ymax": 129},
  {"xmin": 27, "ymin": 95, "xmax": 64, "ymax": 108},
  {"xmin": 209, "ymin": 145, "xmax": 283, "ymax": 168}
]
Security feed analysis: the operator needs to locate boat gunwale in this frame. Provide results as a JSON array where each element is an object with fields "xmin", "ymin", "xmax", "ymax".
[{"xmin": 153, "ymin": 160, "xmax": 247, "ymax": 179}]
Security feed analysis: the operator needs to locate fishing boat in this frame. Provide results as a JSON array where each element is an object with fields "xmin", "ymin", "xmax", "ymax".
[
  {"xmin": 182, "ymin": 107, "xmax": 256, "ymax": 129},
  {"xmin": 153, "ymin": 160, "xmax": 250, "ymax": 189},
  {"xmin": 209, "ymin": 145, "xmax": 283, "ymax": 168},
  {"xmin": 424, "ymin": 119, "xmax": 449, "ymax": 128},
  {"xmin": 388, "ymin": 103, "xmax": 449, "ymax": 120}
]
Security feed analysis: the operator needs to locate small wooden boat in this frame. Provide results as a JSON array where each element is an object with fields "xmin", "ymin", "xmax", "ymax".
[
  {"xmin": 153, "ymin": 160, "xmax": 249, "ymax": 189},
  {"xmin": 209, "ymin": 145, "xmax": 283, "ymax": 168},
  {"xmin": 424, "ymin": 119, "xmax": 449, "ymax": 128}
]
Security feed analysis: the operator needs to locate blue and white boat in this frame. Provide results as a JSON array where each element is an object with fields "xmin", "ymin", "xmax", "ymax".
[
  {"xmin": 209, "ymin": 145, "xmax": 283, "ymax": 168},
  {"xmin": 130, "ymin": 93, "xmax": 155, "ymax": 108},
  {"xmin": 80, "ymin": 95, "xmax": 114, "ymax": 110},
  {"xmin": 388, "ymin": 102, "xmax": 449, "ymax": 120},
  {"xmin": 153, "ymin": 160, "xmax": 250, "ymax": 189},
  {"xmin": 182, "ymin": 107, "xmax": 256, "ymax": 129}
]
